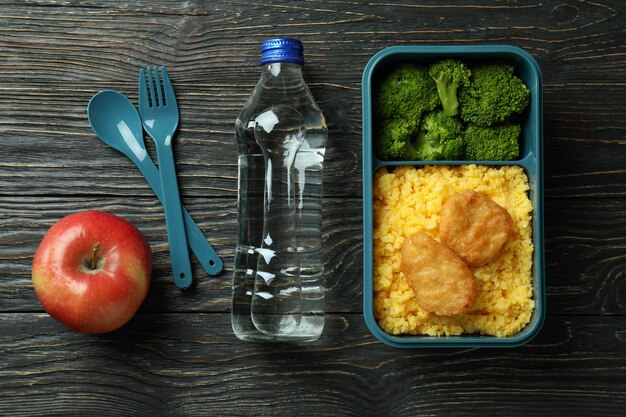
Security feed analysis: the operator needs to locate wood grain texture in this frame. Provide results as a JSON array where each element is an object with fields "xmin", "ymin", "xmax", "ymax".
[
  {"xmin": 0, "ymin": 196, "xmax": 362, "ymax": 313},
  {"xmin": 2, "ymin": 195, "xmax": 626, "ymax": 316},
  {"xmin": 2, "ymin": 313, "xmax": 626, "ymax": 417},
  {"xmin": 1, "ymin": 0, "xmax": 626, "ymax": 416},
  {"xmin": 1, "ymin": 0, "xmax": 625, "ymax": 198}
]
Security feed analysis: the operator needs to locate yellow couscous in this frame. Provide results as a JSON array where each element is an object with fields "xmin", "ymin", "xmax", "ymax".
[{"xmin": 372, "ymin": 165, "xmax": 534, "ymax": 337}]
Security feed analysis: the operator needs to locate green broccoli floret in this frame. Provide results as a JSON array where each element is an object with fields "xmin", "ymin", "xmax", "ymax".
[
  {"xmin": 377, "ymin": 118, "xmax": 419, "ymax": 160},
  {"xmin": 459, "ymin": 62, "xmax": 530, "ymax": 126},
  {"xmin": 413, "ymin": 111, "xmax": 464, "ymax": 160},
  {"xmin": 428, "ymin": 59, "xmax": 471, "ymax": 117},
  {"xmin": 376, "ymin": 64, "xmax": 439, "ymax": 121},
  {"xmin": 464, "ymin": 124, "xmax": 521, "ymax": 160}
]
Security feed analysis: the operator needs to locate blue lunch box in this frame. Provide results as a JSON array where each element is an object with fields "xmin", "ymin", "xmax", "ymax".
[{"xmin": 362, "ymin": 45, "xmax": 545, "ymax": 348}]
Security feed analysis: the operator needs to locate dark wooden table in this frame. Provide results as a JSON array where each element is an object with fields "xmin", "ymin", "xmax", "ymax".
[{"xmin": 2, "ymin": 1, "xmax": 625, "ymax": 416}]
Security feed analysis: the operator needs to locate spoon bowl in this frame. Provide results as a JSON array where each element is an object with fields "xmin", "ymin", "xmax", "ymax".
[{"xmin": 87, "ymin": 90, "xmax": 148, "ymax": 162}]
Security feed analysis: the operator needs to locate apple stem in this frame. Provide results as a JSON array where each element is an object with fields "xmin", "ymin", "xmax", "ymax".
[{"xmin": 91, "ymin": 243, "xmax": 101, "ymax": 270}]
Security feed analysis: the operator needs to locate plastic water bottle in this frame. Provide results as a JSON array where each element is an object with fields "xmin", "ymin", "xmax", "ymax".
[{"xmin": 232, "ymin": 38, "xmax": 328, "ymax": 342}]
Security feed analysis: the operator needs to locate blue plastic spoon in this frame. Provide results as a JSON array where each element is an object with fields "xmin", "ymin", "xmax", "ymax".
[{"xmin": 87, "ymin": 90, "xmax": 223, "ymax": 279}]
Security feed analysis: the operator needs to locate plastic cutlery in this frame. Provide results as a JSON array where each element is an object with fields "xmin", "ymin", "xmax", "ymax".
[
  {"xmin": 137, "ymin": 66, "xmax": 192, "ymax": 289},
  {"xmin": 87, "ymin": 90, "xmax": 223, "ymax": 279}
]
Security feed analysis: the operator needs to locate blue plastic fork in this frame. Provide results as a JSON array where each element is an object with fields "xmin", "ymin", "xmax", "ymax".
[{"xmin": 139, "ymin": 66, "xmax": 192, "ymax": 289}]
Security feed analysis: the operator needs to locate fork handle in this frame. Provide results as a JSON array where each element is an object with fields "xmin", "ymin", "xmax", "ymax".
[
  {"xmin": 155, "ymin": 137, "xmax": 193, "ymax": 289},
  {"xmin": 131, "ymin": 154, "xmax": 223, "ymax": 276}
]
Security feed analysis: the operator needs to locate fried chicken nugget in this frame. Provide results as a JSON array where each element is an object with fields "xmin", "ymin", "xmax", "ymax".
[
  {"xmin": 439, "ymin": 191, "xmax": 513, "ymax": 267},
  {"xmin": 400, "ymin": 232, "xmax": 477, "ymax": 316}
]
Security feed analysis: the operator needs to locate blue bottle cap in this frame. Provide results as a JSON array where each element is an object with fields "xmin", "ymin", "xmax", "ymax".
[{"xmin": 260, "ymin": 38, "xmax": 304, "ymax": 66}]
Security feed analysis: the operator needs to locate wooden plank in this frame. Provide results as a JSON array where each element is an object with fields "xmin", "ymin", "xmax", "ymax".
[
  {"xmin": 545, "ymin": 197, "xmax": 626, "ymax": 314},
  {"xmin": 1, "ymin": 312, "xmax": 626, "ymax": 416},
  {"xmin": 1, "ymin": 91, "xmax": 625, "ymax": 199},
  {"xmin": 2, "ymin": 84, "xmax": 625, "ymax": 198},
  {"xmin": 0, "ymin": 196, "xmax": 362, "ymax": 313},
  {"xmin": 0, "ymin": 1, "xmax": 625, "ymax": 199},
  {"xmin": 2, "ymin": 195, "xmax": 626, "ymax": 317}
]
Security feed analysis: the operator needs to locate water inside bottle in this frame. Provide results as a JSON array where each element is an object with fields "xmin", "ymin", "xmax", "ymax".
[
  {"xmin": 232, "ymin": 60, "xmax": 327, "ymax": 342},
  {"xmin": 250, "ymin": 105, "xmax": 305, "ymax": 335}
]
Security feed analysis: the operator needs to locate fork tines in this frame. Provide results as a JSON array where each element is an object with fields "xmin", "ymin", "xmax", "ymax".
[{"xmin": 140, "ymin": 66, "xmax": 176, "ymax": 109}]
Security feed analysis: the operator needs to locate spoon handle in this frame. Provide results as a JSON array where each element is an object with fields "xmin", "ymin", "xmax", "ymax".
[{"xmin": 132, "ymin": 153, "xmax": 223, "ymax": 277}]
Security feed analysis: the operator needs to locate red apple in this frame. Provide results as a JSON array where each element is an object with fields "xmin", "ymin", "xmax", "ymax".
[{"xmin": 32, "ymin": 210, "xmax": 152, "ymax": 333}]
